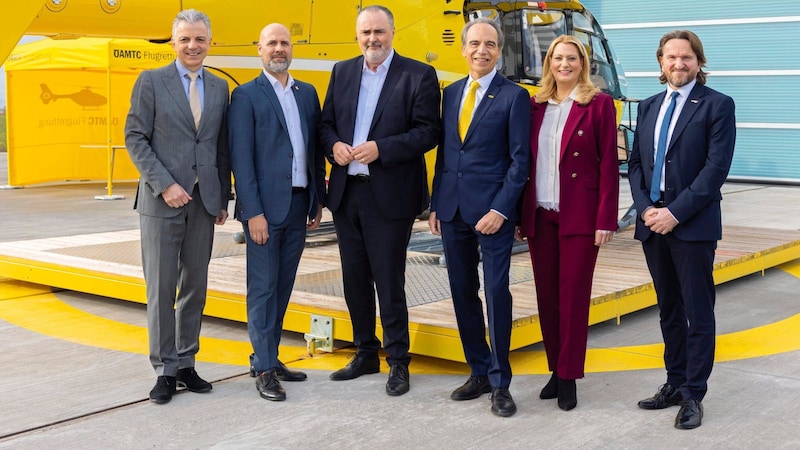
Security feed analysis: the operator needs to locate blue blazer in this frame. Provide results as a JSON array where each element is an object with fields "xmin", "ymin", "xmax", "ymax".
[
  {"xmin": 228, "ymin": 73, "xmax": 325, "ymax": 224},
  {"xmin": 628, "ymin": 83, "xmax": 736, "ymax": 242},
  {"xmin": 431, "ymin": 74, "xmax": 531, "ymax": 224}
]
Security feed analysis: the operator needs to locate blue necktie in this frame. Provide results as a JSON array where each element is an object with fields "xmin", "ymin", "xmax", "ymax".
[{"xmin": 650, "ymin": 91, "xmax": 679, "ymax": 202}]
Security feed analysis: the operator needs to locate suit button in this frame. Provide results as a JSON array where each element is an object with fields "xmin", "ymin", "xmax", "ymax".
[
  {"xmin": 192, "ymin": 165, "xmax": 197, "ymax": 170},
  {"xmin": 457, "ymin": 173, "xmax": 463, "ymax": 178},
  {"xmin": 571, "ymin": 173, "xmax": 577, "ymax": 178},
  {"xmin": 573, "ymin": 152, "xmax": 579, "ymax": 157},
  {"xmin": 196, "ymin": 139, "xmax": 200, "ymax": 144},
  {"xmin": 460, "ymin": 150, "xmax": 464, "ymax": 155}
]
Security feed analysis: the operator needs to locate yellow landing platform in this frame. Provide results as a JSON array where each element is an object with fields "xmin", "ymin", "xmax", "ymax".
[{"xmin": 1, "ymin": 222, "xmax": 799, "ymax": 362}]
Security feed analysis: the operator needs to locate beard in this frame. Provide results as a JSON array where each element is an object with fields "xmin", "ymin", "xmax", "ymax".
[
  {"xmin": 265, "ymin": 58, "xmax": 290, "ymax": 73},
  {"xmin": 666, "ymin": 70, "xmax": 694, "ymax": 88},
  {"xmin": 363, "ymin": 45, "xmax": 389, "ymax": 66}
]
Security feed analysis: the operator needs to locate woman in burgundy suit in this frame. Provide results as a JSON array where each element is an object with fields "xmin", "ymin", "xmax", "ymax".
[{"xmin": 517, "ymin": 35, "xmax": 619, "ymax": 411}]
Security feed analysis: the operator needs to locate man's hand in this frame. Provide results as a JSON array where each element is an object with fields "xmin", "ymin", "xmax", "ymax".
[
  {"xmin": 248, "ymin": 215, "xmax": 269, "ymax": 245},
  {"xmin": 332, "ymin": 141, "xmax": 355, "ymax": 166},
  {"xmin": 307, "ymin": 204, "xmax": 324, "ymax": 230},
  {"xmin": 350, "ymin": 140, "xmax": 379, "ymax": 165},
  {"xmin": 216, "ymin": 210, "xmax": 228, "ymax": 225},
  {"xmin": 428, "ymin": 211, "xmax": 441, "ymax": 236},
  {"xmin": 643, "ymin": 207, "xmax": 678, "ymax": 235},
  {"xmin": 162, "ymin": 183, "xmax": 191, "ymax": 208},
  {"xmin": 475, "ymin": 210, "xmax": 505, "ymax": 235}
]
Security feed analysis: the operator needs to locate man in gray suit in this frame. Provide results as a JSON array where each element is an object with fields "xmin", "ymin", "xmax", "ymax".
[
  {"xmin": 228, "ymin": 23, "xmax": 325, "ymax": 402},
  {"xmin": 125, "ymin": 9, "xmax": 231, "ymax": 404}
]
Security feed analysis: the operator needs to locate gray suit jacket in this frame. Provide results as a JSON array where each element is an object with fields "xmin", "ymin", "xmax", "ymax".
[{"xmin": 125, "ymin": 62, "xmax": 231, "ymax": 218}]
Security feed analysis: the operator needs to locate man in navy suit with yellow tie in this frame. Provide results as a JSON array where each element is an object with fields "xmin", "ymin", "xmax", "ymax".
[
  {"xmin": 428, "ymin": 18, "xmax": 530, "ymax": 417},
  {"xmin": 628, "ymin": 30, "xmax": 736, "ymax": 430},
  {"xmin": 228, "ymin": 23, "xmax": 325, "ymax": 402}
]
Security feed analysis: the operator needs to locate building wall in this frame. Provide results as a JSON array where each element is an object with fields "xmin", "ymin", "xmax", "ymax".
[{"xmin": 583, "ymin": 0, "xmax": 800, "ymax": 182}]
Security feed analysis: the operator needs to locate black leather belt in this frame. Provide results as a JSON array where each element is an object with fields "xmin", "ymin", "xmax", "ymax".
[
  {"xmin": 348, "ymin": 174, "xmax": 371, "ymax": 182},
  {"xmin": 292, "ymin": 186, "xmax": 307, "ymax": 193},
  {"xmin": 653, "ymin": 200, "xmax": 666, "ymax": 208}
]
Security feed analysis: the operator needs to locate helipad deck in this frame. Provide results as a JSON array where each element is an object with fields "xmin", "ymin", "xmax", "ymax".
[{"xmin": 1, "ymin": 222, "xmax": 798, "ymax": 361}]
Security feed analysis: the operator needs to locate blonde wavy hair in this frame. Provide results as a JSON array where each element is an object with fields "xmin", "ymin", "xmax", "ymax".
[{"xmin": 534, "ymin": 35, "xmax": 599, "ymax": 105}]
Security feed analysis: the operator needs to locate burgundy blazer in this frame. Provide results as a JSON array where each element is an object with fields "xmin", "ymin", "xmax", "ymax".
[{"xmin": 519, "ymin": 92, "xmax": 619, "ymax": 237}]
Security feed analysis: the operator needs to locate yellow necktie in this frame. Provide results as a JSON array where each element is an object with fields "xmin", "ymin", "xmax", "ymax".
[
  {"xmin": 187, "ymin": 71, "xmax": 201, "ymax": 128},
  {"xmin": 458, "ymin": 80, "xmax": 480, "ymax": 141}
]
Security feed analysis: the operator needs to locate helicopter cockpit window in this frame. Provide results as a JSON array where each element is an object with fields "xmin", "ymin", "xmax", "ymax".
[
  {"xmin": 522, "ymin": 11, "xmax": 566, "ymax": 80},
  {"xmin": 573, "ymin": 11, "xmax": 619, "ymax": 97}
]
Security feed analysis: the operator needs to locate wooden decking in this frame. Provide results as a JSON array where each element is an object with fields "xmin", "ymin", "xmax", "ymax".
[{"xmin": 1, "ymin": 221, "xmax": 799, "ymax": 361}]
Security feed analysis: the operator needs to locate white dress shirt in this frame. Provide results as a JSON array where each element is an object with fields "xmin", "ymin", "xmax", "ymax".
[
  {"xmin": 536, "ymin": 88, "xmax": 578, "ymax": 211},
  {"xmin": 264, "ymin": 70, "xmax": 308, "ymax": 188},
  {"xmin": 349, "ymin": 50, "xmax": 395, "ymax": 176}
]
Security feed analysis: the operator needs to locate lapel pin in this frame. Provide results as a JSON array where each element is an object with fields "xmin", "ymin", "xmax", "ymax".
[
  {"xmin": 487, "ymin": 95, "xmax": 495, "ymax": 99},
  {"xmin": 690, "ymin": 99, "xmax": 698, "ymax": 103},
  {"xmin": 294, "ymin": 85, "xmax": 300, "ymax": 91}
]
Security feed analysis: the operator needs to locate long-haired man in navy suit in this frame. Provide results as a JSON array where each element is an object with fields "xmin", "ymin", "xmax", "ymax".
[
  {"xmin": 228, "ymin": 23, "xmax": 326, "ymax": 402},
  {"xmin": 125, "ymin": 9, "xmax": 230, "ymax": 404},
  {"xmin": 319, "ymin": 5, "xmax": 440, "ymax": 396},
  {"xmin": 428, "ymin": 18, "xmax": 531, "ymax": 417},
  {"xmin": 628, "ymin": 30, "xmax": 736, "ymax": 430}
]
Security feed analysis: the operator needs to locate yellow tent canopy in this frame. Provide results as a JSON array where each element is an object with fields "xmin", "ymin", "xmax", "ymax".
[{"xmin": 4, "ymin": 37, "xmax": 174, "ymax": 187}]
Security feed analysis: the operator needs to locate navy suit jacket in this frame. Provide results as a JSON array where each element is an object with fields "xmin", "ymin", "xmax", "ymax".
[
  {"xmin": 319, "ymin": 53, "xmax": 441, "ymax": 220},
  {"xmin": 228, "ymin": 73, "xmax": 325, "ymax": 224},
  {"xmin": 431, "ymin": 74, "xmax": 531, "ymax": 224},
  {"xmin": 628, "ymin": 83, "xmax": 736, "ymax": 242}
]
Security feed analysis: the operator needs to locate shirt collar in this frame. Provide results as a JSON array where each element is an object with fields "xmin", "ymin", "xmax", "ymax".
[
  {"xmin": 667, "ymin": 79, "xmax": 696, "ymax": 102},
  {"xmin": 263, "ymin": 70, "xmax": 295, "ymax": 90},
  {"xmin": 468, "ymin": 69, "xmax": 497, "ymax": 90},
  {"xmin": 175, "ymin": 60, "xmax": 203, "ymax": 79},
  {"xmin": 547, "ymin": 86, "xmax": 578, "ymax": 105}
]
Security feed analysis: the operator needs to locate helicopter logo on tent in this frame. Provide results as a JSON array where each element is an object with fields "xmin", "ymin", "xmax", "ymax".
[{"xmin": 40, "ymin": 84, "xmax": 107, "ymax": 109}]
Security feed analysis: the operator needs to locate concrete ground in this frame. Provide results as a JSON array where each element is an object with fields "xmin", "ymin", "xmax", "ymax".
[{"xmin": 1, "ymin": 157, "xmax": 800, "ymax": 449}]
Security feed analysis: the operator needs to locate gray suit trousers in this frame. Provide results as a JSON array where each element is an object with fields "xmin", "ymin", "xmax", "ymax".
[{"xmin": 141, "ymin": 185, "xmax": 215, "ymax": 376}]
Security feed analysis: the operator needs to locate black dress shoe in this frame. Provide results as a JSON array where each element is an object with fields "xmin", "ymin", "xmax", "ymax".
[
  {"xmin": 329, "ymin": 354, "xmax": 380, "ymax": 381},
  {"xmin": 490, "ymin": 388, "xmax": 517, "ymax": 417},
  {"xmin": 276, "ymin": 360, "xmax": 307, "ymax": 382},
  {"xmin": 176, "ymin": 367, "xmax": 212, "ymax": 393},
  {"xmin": 675, "ymin": 399, "xmax": 703, "ymax": 429},
  {"xmin": 451, "ymin": 376, "xmax": 492, "ymax": 401},
  {"xmin": 149, "ymin": 376, "xmax": 177, "ymax": 404},
  {"xmin": 386, "ymin": 364, "xmax": 410, "ymax": 396},
  {"xmin": 256, "ymin": 370, "xmax": 286, "ymax": 401},
  {"xmin": 557, "ymin": 378, "xmax": 577, "ymax": 411},
  {"xmin": 540, "ymin": 372, "xmax": 558, "ymax": 399},
  {"xmin": 249, "ymin": 358, "xmax": 307, "ymax": 381},
  {"xmin": 637, "ymin": 383, "xmax": 682, "ymax": 410}
]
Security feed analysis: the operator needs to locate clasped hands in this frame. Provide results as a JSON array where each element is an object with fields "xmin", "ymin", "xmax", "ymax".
[
  {"xmin": 643, "ymin": 206, "xmax": 678, "ymax": 235},
  {"xmin": 332, "ymin": 141, "xmax": 379, "ymax": 166}
]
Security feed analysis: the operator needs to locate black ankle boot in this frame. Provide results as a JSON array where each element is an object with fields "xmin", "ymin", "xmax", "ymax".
[
  {"xmin": 540, "ymin": 371, "xmax": 558, "ymax": 399},
  {"xmin": 557, "ymin": 378, "xmax": 577, "ymax": 411}
]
